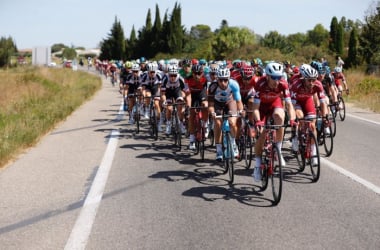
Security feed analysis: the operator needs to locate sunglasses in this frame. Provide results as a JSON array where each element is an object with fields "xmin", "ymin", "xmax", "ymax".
[
  {"xmin": 270, "ymin": 75, "xmax": 282, "ymax": 81},
  {"xmin": 218, "ymin": 78, "xmax": 228, "ymax": 82},
  {"xmin": 193, "ymin": 72, "xmax": 202, "ymax": 75},
  {"xmin": 169, "ymin": 74, "xmax": 177, "ymax": 77},
  {"xmin": 133, "ymin": 71, "xmax": 139, "ymax": 73},
  {"xmin": 243, "ymin": 76, "xmax": 252, "ymax": 81},
  {"xmin": 149, "ymin": 71, "xmax": 155, "ymax": 73}
]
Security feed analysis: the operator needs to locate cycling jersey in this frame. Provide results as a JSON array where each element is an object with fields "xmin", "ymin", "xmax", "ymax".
[{"xmin": 208, "ymin": 78, "xmax": 241, "ymax": 103}]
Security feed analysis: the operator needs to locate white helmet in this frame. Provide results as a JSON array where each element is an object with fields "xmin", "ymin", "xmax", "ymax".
[
  {"xmin": 217, "ymin": 67, "xmax": 230, "ymax": 79},
  {"xmin": 147, "ymin": 62, "xmax": 158, "ymax": 72},
  {"xmin": 300, "ymin": 64, "xmax": 318, "ymax": 79},
  {"xmin": 334, "ymin": 66, "xmax": 342, "ymax": 73},
  {"xmin": 131, "ymin": 63, "xmax": 140, "ymax": 71},
  {"xmin": 265, "ymin": 62, "xmax": 283, "ymax": 77},
  {"xmin": 168, "ymin": 64, "xmax": 178, "ymax": 75}
]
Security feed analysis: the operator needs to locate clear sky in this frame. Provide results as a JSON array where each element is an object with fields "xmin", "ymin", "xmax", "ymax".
[{"xmin": 0, "ymin": 0, "xmax": 374, "ymax": 49}]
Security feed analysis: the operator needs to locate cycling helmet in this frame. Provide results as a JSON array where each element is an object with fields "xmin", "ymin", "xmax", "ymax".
[
  {"xmin": 334, "ymin": 67, "xmax": 342, "ymax": 73},
  {"xmin": 191, "ymin": 58, "xmax": 199, "ymax": 65},
  {"xmin": 125, "ymin": 61, "xmax": 133, "ymax": 69},
  {"xmin": 131, "ymin": 63, "xmax": 140, "ymax": 71},
  {"xmin": 310, "ymin": 61, "xmax": 324, "ymax": 73},
  {"xmin": 191, "ymin": 64, "xmax": 203, "ymax": 73},
  {"xmin": 324, "ymin": 65, "xmax": 331, "ymax": 74},
  {"xmin": 199, "ymin": 59, "xmax": 207, "ymax": 65},
  {"xmin": 140, "ymin": 57, "xmax": 146, "ymax": 63},
  {"xmin": 147, "ymin": 62, "xmax": 158, "ymax": 72},
  {"xmin": 284, "ymin": 60, "xmax": 291, "ymax": 67},
  {"xmin": 292, "ymin": 66, "xmax": 299, "ymax": 74},
  {"xmin": 182, "ymin": 58, "xmax": 191, "ymax": 66},
  {"xmin": 168, "ymin": 64, "xmax": 178, "ymax": 75},
  {"xmin": 241, "ymin": 65, "xmax": 254, "ymax": 79},
  {"xmin": 265, "ymin": 62, "xmax": 284, "ymax": 77},
  {"xmin": 209, "ymin": 63, "xmax": 219, "ymax": 73},
  {"xmin": 217, "ymin": 67, "xmax": 230, "ymax": 79},
  {"xmin": 300, "ymin": 64, "xmax": 318, "ymax": 79},
  {"xmin": 232, "ymin": 59, "xmax": 242, "ymax": 69}
]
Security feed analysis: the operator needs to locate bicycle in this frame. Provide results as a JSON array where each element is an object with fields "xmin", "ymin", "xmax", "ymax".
[
  {"xmin": 256, "ymin": 121, "xmax": 286, "ymax": 205},
  {"xmin": 237, "ymin": 111, "xmax": 255, "ymax": 169},
  {"xmin": 215, "ymin": 112, "xmax": 239, "ymax": 184},
  {"xmin": 190, "ymin": 105, "xmax": 208, "ymax": 161},
  {"xmin": 293, "ymin": 118, "xmax": 321, "ymax": 182}
]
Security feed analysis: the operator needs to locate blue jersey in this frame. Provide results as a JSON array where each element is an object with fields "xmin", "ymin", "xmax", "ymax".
[{"xmin": 208, "ymin": 78, "xmax": 241, "ymax": 103}]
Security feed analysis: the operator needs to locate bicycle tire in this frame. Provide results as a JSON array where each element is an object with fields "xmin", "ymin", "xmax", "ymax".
[
  {"xmin": 322, "ymin": 123, "xmax": 334, "ymax": 157},
  {"xmin": 226, "ymin": 133, "xmax": 234, "ymax": 184},
  {"xmin": 295, "ymin": 135, "xmax": 306, "ymax": 172},
  {"xmin": 331, "ymin": 113, "xmax": 337, "ymax": 137},
  {"xmin": 307, "ymin": 132, "xmax": 320, "ymax": 182},
  {"xmin": 270, "ymin": 144, "xmax": 282, "ymax": 205},
  {"xmin": 338, "ymin": 96, "xmax": 346, "ymax": 121},
  {"xmin": 150, "ymin": 107, "xmax": 158, "ymax": 140},
  {"xmin": 134, "ymin": 104, "xmax": 140, "ymax": 134},
  {"xmin": 175, "ymin": 113, "xmax": 182, "ymax": 150}
]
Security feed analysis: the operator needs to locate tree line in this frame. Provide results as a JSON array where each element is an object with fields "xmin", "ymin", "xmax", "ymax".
[{"xmin": 97, "ymin": 1, "xmax": 380, "ymax": 71}]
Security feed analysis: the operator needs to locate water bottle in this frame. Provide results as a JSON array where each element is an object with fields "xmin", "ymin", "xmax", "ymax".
[{"xmin": 316, "ymin": 117, "xmax": 322, "ymax": 131}]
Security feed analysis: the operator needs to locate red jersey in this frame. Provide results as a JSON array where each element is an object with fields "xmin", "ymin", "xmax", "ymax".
[
  {"xmin": 290, "ymin": 79, "xmax": 326, "ymax": 103},
  {"xmin": 254, "ymin": 76, "xmax": 291, "ymax": 105},
  {"xmin": 185, "ymin": 75, "xmax": 207, "ymax": 92},
  {"xmin": 233, "ymin": 74, "xmax": 256, "ymax": 98}
]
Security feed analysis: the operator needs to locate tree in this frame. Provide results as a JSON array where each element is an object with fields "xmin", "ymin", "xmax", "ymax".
[
  {"xmin": 0, "ymin": 36, "xmax": 17, "ymax": 67},
  {"xmin": 260, "ymin": 31, "xmax": 291, "ymax": 54},
  {"xmin": 99, "ymin": 16, "xmax": 126, "ymax": 60},
  {"xmin": 336, "ymin": 23, "xmax": 345, "ymax": 56},
  {"xmin": 213, "ymin": 24, "xmax": 255, "ymax": 59},
  {"xmin": 346, "ymin": 27, "xmax": 360, "ymax": 67},
  {"xmin": 167, "ymin": 2, "xmax": 184, "ymax": 54},
  {"xmin": 360, "ymin": 3, "xmax": 380, "ymax": 64},
  {"xmin": 62, "ymin": 47, "xmax": 77, "ymax": 60},
  {"xmin": 329, "ymin": 17, "xmax": 339, "ymax": 52},
  {"xmin": 184, "ymin": 24, "xmax": 214, "ymax": 59},
  {"xmin": 306, "ymin": 24, "xmax": 329, "ymax": 47}
]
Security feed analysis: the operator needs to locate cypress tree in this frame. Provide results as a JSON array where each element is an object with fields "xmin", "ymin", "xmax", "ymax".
[{"xmin": 329, "ymin": 17, "xmax": 339, "ymax": 52}]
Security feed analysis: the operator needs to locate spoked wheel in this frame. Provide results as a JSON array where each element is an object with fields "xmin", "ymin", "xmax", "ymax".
[
  {"xmin": 199, "ymin": 140, "xmax": 205, "ymax": 161},
  {"xmin": 222, "ymin": 134, "xmax": 234, "ymax": 184},
  {"xmin": 338, "ymin": 96, "xmax": 346, "ymax": 121},
  {"xmin": 237, "ymin": 135, "xmax": 246, "ymax": 162},
  {"xmin": 295, "ymin": 139, "xmax": 306, "ymax": 172},
  {"xmin": 322, "ymin": 124, "xmax": 333, "ymax": 157},
  {"xmin": 270, "ymin": 144, "xmax": 283, "ymax": 205},
  {"xmin": 307, "ymin": 132, "xmax": 320, "ymax": 182},
  {"xmin": 330, "ymin": 114, "xmax": 337, "ymax": 137},
  {"xmin": 150, "ymin": 108, "xmax": 158, "ymax": 140},
  {"xmin": 134, "ymin": 107, "xmax": 140, "ymax": 134}
]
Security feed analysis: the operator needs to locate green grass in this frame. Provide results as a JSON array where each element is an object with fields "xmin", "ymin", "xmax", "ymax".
[{"xmin": 0, "ymin": 66, "xmax": 101, "ymax": 168}]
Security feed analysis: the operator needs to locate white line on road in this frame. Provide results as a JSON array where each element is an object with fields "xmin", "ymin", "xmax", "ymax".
[
  {"xmin": 346, "ymin": 113, "xmax": 380, "ymax": 126},
  {"xmin": 65, "ymin": 103, "xmax": 124, "ymax": 250},
  {"xmin": 321, "ymin": 158, "xmax": 380, "ymax": 195}
]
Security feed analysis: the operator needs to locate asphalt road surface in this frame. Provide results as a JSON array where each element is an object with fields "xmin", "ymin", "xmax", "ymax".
[{"xmin": 0, "ymin": 69, "xmax": 379, "ymax": 250}]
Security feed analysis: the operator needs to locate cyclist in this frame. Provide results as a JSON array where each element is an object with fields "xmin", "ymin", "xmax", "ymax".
[
  {"xmin": 332, "ymin": 67, "xmax": 349, "ymax": 95},
  {"xmin": 232, "ymin": 65, "xmax": 257, "ymax": 127},
  {"xmin": 185, "ymin": 64, "xmax": 209, "ymax": 150},
  {"xmin": 125, "ymin": 63, "xmax": 143, "ymax": 124},
  {"xmin": 283, "ymin": 60, "xmax": 294, "ymax": 82},
  {"xmin": 252, "ymin": 62, "xmax": 296, "ymax": 182},
  {"xmin": 208, "ymin": 67, "xmax": 243, "ymax": 161},
  {"xmin": 141, "ymin": 62, "xmax": 163, "ymax": 128},
  {"xmin": 120, "ymin": 61, "xmax": 133, "ymax": 108},
  {"xmin": 290, "ymin": 64, "xmax": 329, "ymax": 165},
  {"xmin": 161, "ymin": 64, "xmax": 188, "ymax": 135},
  {"xmin": 179, "ymin": 58, "xmax": 192, "ymax": 79}
]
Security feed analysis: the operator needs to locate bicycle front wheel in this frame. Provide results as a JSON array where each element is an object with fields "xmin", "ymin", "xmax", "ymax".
[
  {"xmin": 270, "ymin": 144, "xmax": 283, "ymax": 205},
  {"xmin": 308, "ymin": 132, "xmax": 320, "ymax": 182},
  {"xmin": 226, "ymin": 134, "xmax": 234, "ymax": 184},
  {"xmin": 244, "ymin": 125, "xmax": 253, "ymax": 169},
  {"xmin": 322, "ymin": 124, "xmax": 334, "ymax": 157},
  {"xmin": 338, "ymin": 96, "xmax": 346, "ymax": 121}
]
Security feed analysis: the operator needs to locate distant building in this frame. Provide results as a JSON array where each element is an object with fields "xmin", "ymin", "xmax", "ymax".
[{"xmin": 32, "ymin": 46, "xmax": 51, "ymax": 66}]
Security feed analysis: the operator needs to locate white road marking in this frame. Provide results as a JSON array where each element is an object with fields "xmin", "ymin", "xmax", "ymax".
[
  {"xmin": 346, "ymin": 113, "xmax": 380, "ymax": 126},
  {"xmin": 65, "ymin": 103, "xmax": 124, "ymax": 250},
  {"xmin": 321, "ymin": 158, "xmax": 380, "ymax": 195}
]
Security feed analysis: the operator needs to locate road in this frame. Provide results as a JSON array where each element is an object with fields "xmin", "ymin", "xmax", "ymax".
[{"xmin": 0, "ymin": 70, "xmax": 379, "ymax": 250}]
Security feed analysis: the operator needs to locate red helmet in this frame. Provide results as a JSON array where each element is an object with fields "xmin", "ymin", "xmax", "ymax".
[
  {"xmin": 293, "ymin": 66, "xmax": 300, "ymax": 74},
  {"xmin": 191, "ymin": 58, "xmax": 199, "ymax": 65},
  {"xmin": 241, "ymin": 65, "xmax": 254, "ymax": 79}
]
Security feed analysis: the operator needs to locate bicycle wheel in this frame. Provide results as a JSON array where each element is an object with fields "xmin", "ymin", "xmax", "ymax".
[
  {"xmin": 225, "ymin": 133, "xmax": 234, "ymax": 184},
  {"xmin": 295, "ymin": 135, "xmax": 306, "ymax": 172},
  {"xmin": 307, "ymin": 132, "xmax": 320, "ymax": 182},
  {"xmin": 237, "ymin": 134, "xmax": 245, "ymax": 162},
  {"xmin": 270, "ymin": 144, "xmax": 282, "ymax": 205},
  {"xmin": 322, "ymin": 123, "xmax": 334, "ymax": 157},
  {"xmin": 244, "ymin": 125, "xmax": 253, "ymax": 169},
  {"xmin": 260, "ymin": 157, "xmax": 269, "ymax": 192},
  {"xmin": 175, "ymin": 113, "xmax": 182, "ymax": 150},
  {"xmin": 331, "ymin": 113, "xmax": 337, "ymax": 137},
  {"xmin": 150, "ymin": 107, "xmax": 158, "ymax": 140},
  {"xmin": 338, "ymin": 96, "xmax": 346, "ymax": 121},
  {"xmin": 134, "ymin": 104, "xmax": 140, "ymax": 134}
]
